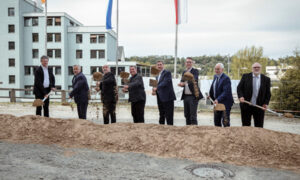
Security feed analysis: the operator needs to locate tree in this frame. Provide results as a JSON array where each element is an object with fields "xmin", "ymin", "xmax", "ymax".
[
  {"xmin": 271, "ymin": 50, "xmax": 300, "ymax": 112},
  {"xmin": 231, "ymin": 46, "xmax": 268, "ymax": 80}
]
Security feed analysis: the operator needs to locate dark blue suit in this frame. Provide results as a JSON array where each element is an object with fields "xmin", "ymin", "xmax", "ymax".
[
  {"xmin": 70, "ymin": 72, "xmax": 89, "ymax": 119},
  {"xmin": 156, "ymin": 70, "xmax": 176, "ymax": 125},
  {"xmin": 209, "ymin": 73, "xmax": 233, "ymax": 127}
]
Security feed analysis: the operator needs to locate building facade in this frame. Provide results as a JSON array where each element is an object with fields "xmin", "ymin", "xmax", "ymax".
[{"xmin": 0, "ymin": 0, "xmax": 134, "ymax": 99}]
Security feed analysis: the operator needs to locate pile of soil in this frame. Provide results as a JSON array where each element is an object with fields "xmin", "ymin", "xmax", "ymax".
[{"xmin": 0, "ymin": 114, "xmax": 299, "ymax": 172}]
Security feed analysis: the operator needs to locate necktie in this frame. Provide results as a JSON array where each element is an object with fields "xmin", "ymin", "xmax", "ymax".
[
  {"xmin": 214, "ymin": 77, "xmax": 219, "ymax": 98},
  {"xmin": 251, "ymin": 76, "xmax": 258, "ymax": 105}
]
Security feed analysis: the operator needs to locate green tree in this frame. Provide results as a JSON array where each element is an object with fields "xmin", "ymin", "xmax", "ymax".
[
  {"xmin": 271, "ymin": 50, "xmax": 300, "ymax": 112},
  {"xmin": 231, "ymin": 46, "xmax": 268, "ymax": 79}
]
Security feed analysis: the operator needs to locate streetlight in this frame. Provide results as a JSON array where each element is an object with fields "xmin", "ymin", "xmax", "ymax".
[{"xmin": 238, "ymin": 67, "xmax": 248, "ymax": 80}]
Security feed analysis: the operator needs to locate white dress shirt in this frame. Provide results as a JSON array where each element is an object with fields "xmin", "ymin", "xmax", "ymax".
[{"xmin": 42, "ymin": 66, "xmax": 50, "ymax": 88}]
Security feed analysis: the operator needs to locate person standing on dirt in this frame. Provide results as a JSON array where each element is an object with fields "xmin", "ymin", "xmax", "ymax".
[
  {"xmin": 122, "ymin": 66, "xmax": 146, "ymax": 123},
  {"xmin": 69, "ymin": 65, "xmax": 89, "ymax": 119},
  {"xmin": 208, "ymin": 63, "xmax": 234, "ymax": 127},
  {"xmin": 33, "ymin": 55, "xmax": 56, "ymax": 117},
  {"xmin": 99, "ymin": 65, "xmax": 117, "ymax": 124},
  {"xmin": 178, "ymin": 57, "xmax": 203, "ymax": 125},
  {"xmin": 237, "ymin": 62, "xmax": 271, "ymax": 128},
  {"xmin": 152, "ymin": 60, "xmax": 176, "ymax": 125}
]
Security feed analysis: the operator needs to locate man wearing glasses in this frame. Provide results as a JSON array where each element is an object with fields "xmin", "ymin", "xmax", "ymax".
[{"xmin": 237, "ymin": 62, "xmax": 271, "ymax": 127}]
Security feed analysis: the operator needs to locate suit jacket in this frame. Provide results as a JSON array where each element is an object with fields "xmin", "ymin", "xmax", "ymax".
[
  {"xmin": 33, "ymin": 66, "xmax": 55, "ymax": 98},
  {"xmin": 237, "ymin": 73, "xmax": 271, "ymax": 107},
  {"xmin": 180, "ymin": 68, "xmax": 204, "ymax": 100},
  {"xmin": 70, "ymin": 72, "xmax": 89, "ymax": 104},
  {"xmin": 209, "ymin": 73, "xmax": 234, "ymax": 109},
  {"xmin": 156, "ymin": 70, "xmax": 176, "ymax": 102},
  {"xmin": 128, "ymin": 74, "xmax": 146, "ymax": 103},
  {"xmin": 100, "ymin": 72, "xmax": 117, "ymax": 103}
]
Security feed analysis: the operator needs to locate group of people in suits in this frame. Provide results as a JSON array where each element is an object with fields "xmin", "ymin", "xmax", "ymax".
[{"xmin": 33, "ymin": 55, "xmax": 271, "ymax": 128}]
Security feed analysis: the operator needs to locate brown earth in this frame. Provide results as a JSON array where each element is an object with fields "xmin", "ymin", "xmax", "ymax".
[{"xmin": 0, "ymin": 114, "xmax": 299, "ymax": 172}]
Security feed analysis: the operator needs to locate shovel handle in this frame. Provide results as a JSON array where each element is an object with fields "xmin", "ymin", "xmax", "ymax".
[
  {"xmin": 42, "ymin": 91, "xmax": 52, "ymax": 102},
  {"xmin": 205, "ymin": 92, "xmax": 216, "ymax": 106},
  {"xmin": 244, "ymin": 100, "xmax": 282, "ymax": 116}
]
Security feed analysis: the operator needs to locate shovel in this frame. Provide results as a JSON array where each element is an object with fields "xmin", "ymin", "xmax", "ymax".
[
  {"xmin": 61, "ymin": 98, "xmax": 74, "ymax": 111},
  {"xmin": 32, "ymin": 91, "xmax": 52, "ymax": 107},
  {"xmin": 243, "ymin": 100, "xmax": 284, "ymax": 117},
  {"xmin": 205, "ymin": 93, "xmax": 228, "ymax": 126}
]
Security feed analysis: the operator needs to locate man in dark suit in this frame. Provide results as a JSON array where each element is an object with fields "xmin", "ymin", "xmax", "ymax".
[
  {"xmin": 209, "ymin": 63, "xmax": 234, "ymax": 127},
  {"xmin": 123, "ymin": 66, "xmax": 146, "ymax": 123},
  {"xmin": 33, "ymin": 55, "xmax": 55, "ymax": 117},
  {"xmin": 178, "ymin": 57, "xmax": 204, "ymax": 125},
  {"xmin": 100, "ymin": 65, "xmax": 117, "ymax": 124},
  {"xmin": 69, "ymin": 65, "xmax": 89, "ymax": 119},
  {"xmin": 237, "ymin": 62, "xmax": 271, "ymax": 128},
  {"xmin": 152, "ymin": 60, "xmax": 176, "ymax": 125}
]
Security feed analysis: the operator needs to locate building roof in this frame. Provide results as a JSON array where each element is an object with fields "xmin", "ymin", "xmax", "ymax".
[{"xmin": 23, "ymin": 12, "xmax": 83, "ymax": 26}]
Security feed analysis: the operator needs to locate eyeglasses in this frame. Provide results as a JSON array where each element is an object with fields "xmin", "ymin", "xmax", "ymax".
[{"xmin": 253, "ymin": 67, "xmax": 261, "ymax": 69}]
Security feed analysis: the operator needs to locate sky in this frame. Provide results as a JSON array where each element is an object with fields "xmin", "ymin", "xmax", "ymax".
[{"xmin": 45, "ymin": 0, "xmax": 300, "ymax": 59}]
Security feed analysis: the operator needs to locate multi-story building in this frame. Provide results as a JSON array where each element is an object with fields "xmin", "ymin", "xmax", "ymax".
[{"xmin": 1, "ymin": 0, "xmax": 148, "ymax": 100}]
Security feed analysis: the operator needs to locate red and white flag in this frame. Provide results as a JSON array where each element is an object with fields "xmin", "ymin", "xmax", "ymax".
[{"xmin": 174, "ymin": 0, "xmax": 188, "ymax": 24}]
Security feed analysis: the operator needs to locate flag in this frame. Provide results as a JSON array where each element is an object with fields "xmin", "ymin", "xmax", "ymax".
[
  {"xmin": 106, "ymin": 0, "xmax": 113, "ymax": 29},
  {"xmin": 174, "ymin": 0, "xmax": 188, "ymax": 24}
]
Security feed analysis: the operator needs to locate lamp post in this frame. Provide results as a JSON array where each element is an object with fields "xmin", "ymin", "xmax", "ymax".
[{"xmin": 238, "ymin": 67, "xmax": 247, "ymax": 80}]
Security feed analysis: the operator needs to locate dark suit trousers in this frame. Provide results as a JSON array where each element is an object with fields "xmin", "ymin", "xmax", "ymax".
[
  {"xmin": 35, "ymin": 88, "xmax": 50, "ymax": 117},
  {"xmin": 157, "ymin": 94, "xmax": 174, "ymax": 125},
  {"xmin": 131, "ymin": 100, "xmax": 145, "ymax": 123},
  {"xmin": 214, "ymin": 107, "xmax": 231, "ymax": 127},
  {"xmin": 241, "ymin": 105, "xmax": 265, "ymax": 128},
  {"xmin": 184, "ymin": 95, "xmax": 199, "ymax": 125},
  {"xmin": 77, "ymin": 102, "xmax": 88, "ymax": 119},
  {"xmin": 103, "ymin": 102, "xmax": 116, "ymax": 124}
]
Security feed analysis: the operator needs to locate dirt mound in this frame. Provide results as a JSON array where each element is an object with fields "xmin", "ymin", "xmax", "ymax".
[{"xmin": 0, "ymin": 114, "xmax": 299, "ymax": 172}]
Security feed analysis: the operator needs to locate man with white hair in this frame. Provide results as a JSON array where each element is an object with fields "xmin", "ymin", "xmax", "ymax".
[
  {"xmin": 209, "ymin": 63, "xmax": 234, "ymax": 127},
  {"xmin": 237, "ymin": 62, "xmax": 271, "ymax": 128},
  {"xmin": 69, "ymin": 65, "xmax": 89, "ymax": 119}
]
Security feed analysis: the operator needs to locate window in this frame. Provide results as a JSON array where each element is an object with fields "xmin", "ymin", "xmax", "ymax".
[
  {"xmin": 32, "ymin": 33, "xmax": 39, "ymax": 42},
  {"xmin": 47, "ymin": 33, "xmax": 53, "ymax": 42},
  {"xmin": 8, "ymin": 25, "xmax": 15, "ymax": 33},
  {"xmin": 55, "ymin": 49, "xmax": 61, "ymax": 58},
  {"xmin": 70, "ymin": 21, "xmax": 74, "ymax": 26},
  {"xmin": 24, "ymin": 86, "xmax": 32, "ymax": 95},
  {"xmin": 76, "ymin": 34, "xmax": 82, "ymax": 43},
  {"xmin": 55, "ymin": 17, "xmax": 61, "ymax": 26},
  {"xmin": 24, "ymin": 66, "xmax": 31, "ymax": 75},
  {"xmin": 118, "ymin": 67, "xmax": 125, "ymax": 75},
  {"xmin": 55, "ymin": 33, "xmax": 61, "ymax": 42},
  {"xmin": 90, "ymin": 67, "xmax": 97, "ymax": 75},
  {"xmin": 9, "ymin": 42, "xmax": 15, "ymax": 50},
  {"xmin": 90, "ymin": 35, "xmax": 97, "ymax": 43},
  {"xmin": 32, "ymin": 49, "xmax": 39, "ymax": 58},
  {"xmin": 98, "ymin": 34, "xmax": 105, "ymax": 43},
  {"xmin": 47, "ymin": 18, "xmax": 53, "ymax": 26},
  {"xmin": 99, "ymin": 50, "xmax": 105, "ymax": 58},
  {"xmin": 55, "ymin": 66, "xmax": 61, "ymax": 75},
  {"xmin": 8, "ymin": 8, "xmax": 15, "ymax": 16},
  {"xmin": 47, "ymin": 49, "xmax": 53, "ymax": 58},
  {"xmin": 91, "ymin": 50, "xmax": 97, "ymax": 58},
  {"xmin": 9, "ymin": 59, "xmax": 15, "ymax": 67},
  {"xmin": 9, "ymin": 75, "xmax": 15, "ymax": 84},
  {"xmin": 76, "ymin": 50, "xmax": 82, "ymax": 59},
  {"xmin": 24, "ymin": 17, "xmax": 30, "ymax": 27},
  {"xmin": 68, "ymin": 66, "xmax": 74, "ymax": 75},
  {"xmin": 32, "ymin": 17, "xmax": 38, "ymax": 26}
]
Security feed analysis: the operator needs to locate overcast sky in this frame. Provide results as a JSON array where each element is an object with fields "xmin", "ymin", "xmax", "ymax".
[{"xmin": 46, "ymin": 0, "xmax": 300, "ymax": 59}]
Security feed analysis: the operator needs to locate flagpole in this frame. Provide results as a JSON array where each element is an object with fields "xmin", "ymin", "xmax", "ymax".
[
  {"xmin": 174, "ymin": 24, "xmax": 178, "ymax": 78},
  {"xmin": 44, "ymin": 0, "xmax": 47, "ymax": 55},
  {"xmin": 115, "ymin": 0, "xmax": 119, "ymax": 82}
]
